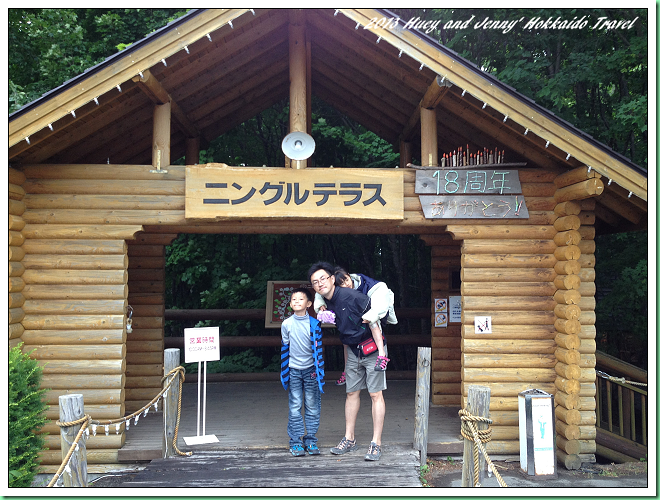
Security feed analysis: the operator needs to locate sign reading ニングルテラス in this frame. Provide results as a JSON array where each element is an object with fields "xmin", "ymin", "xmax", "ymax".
[
  {"xmin": 415, "ymin": 168, "xmax": 529, "ymax": 219},
  {"xmin": 186, "ymin": 165, "xmax": 404, "ymax": 220}
]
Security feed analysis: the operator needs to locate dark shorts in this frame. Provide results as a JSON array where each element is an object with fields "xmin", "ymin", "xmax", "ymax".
[{"xmin": 345, "ymin": 345, "xmax": 387, "ymax": 394}]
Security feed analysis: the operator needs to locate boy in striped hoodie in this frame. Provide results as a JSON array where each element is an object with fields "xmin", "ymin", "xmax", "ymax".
[{"xmin": 280, "ymin": 288, "xmax": 325, "ymax": 457}]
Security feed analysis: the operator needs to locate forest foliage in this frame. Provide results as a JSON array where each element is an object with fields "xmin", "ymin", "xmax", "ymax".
[{"xmin": 8, "ymin": 8, "xmax": 649, "ymax": 369}]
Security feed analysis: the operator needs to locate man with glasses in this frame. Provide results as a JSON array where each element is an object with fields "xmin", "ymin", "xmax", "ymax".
[{"xmin": 308, "ymin": 261, "xmax": 387, "ymax": 461}]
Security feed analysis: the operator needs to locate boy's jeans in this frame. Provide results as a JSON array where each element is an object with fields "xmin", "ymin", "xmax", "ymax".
[{"xmin": 287, "ymin": 365, "xmax": 321, "ymax": 448}]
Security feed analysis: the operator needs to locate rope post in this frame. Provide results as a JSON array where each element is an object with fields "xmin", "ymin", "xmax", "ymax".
[
  {"xmin": 413, "ymin": 347, "xmax": 431, "ymax": 466},
  {"xmin": 58, "ymin": 394, "xmax": 87, "ymax": 487},
  {"xmin": 163, "ymin": 348, "xmax": 181, "ymax": 458},
  {"xmin": 461, "ymin": 385, "xmax": 491, "ymax": 487}
]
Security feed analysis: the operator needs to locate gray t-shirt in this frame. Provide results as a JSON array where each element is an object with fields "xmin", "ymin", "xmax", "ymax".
[{"xmin": 281, "ymin": 312, "xmax": 313, "ymax": 369}]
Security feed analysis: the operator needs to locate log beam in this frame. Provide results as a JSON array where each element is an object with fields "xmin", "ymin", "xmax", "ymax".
[
  {"xmin": 420, "ymin": 107, "xmax": 438, "ymax": 167},
  {"xmin": 400, "ymin": 76, "xmax": 452, "ymax": 143},
  {"xmin": 132, "ymin": 70, "xmax": 199, "ymax": 138},
  {"xmin": 287, "ymin": 11, "xmax": 308, "ymax": 169},
  {"xmin": 152, "ymin": 102, "xmax": 171, "ymax": 170}
]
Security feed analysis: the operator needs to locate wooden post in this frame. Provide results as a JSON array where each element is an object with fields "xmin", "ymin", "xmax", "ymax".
[
  {"xmin": 163, "ymin": 348, "xmax": 180, "ymax": 458},
  {"xmin": 288, "ymin": 12, "xmax": 307, "ymax": 169},
  {"xmin": 58, "ymin": 394, "xmax": 87, "ymax": 487},
  {"xmin": 420, "ymin": 107, "xmax": 438, "ymax": 167},
  {"xmin": 400, "ymin": 140, "xmax": 412, "ymax": 169},
  {"xmin": 153, "ymin": 102, "xmax": 171, "ymax": 170},
  {"xmin": 461, "ymin": 385, "xmax": 491, "ymax": 487},
  {"xmin": 413, "ymin": 347, "xmax": 431, "ymax": 465},
  {"xmin": 185, "ymin": 137, "xmax": 200, "ymax": 165}
]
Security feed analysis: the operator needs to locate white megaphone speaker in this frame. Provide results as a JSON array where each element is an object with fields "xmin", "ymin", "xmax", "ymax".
[{"xmin": 282, "ymin": 131, "xmax": 316, "ymax": 160}]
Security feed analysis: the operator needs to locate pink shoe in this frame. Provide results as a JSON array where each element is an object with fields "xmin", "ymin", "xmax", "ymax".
[
  {"xmin": 335, "ymin": 372, "xmax": 346, "ymax": 386},
  {"xmin": 374, "ymin": 356, "xmax": 390, "ymax": 371}
]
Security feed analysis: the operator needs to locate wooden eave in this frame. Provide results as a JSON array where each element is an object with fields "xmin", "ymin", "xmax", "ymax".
[
  {"xmin": 8, "ymin": 8, "xmax": 647, "ymax": 226},
  {"xmin": 340, "ymin": 8, "xmax": 647, "ymax": 202}
]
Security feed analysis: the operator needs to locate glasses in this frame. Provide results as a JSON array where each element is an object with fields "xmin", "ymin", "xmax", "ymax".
[{"xmin": 311, "ymin": 275, "xmax": 332, "ymax": 287}]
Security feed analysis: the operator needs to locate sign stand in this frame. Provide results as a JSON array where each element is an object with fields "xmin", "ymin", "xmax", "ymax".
[{"xmin": 183, "ymin": 327, "xmax": 220, "ymax": 446}]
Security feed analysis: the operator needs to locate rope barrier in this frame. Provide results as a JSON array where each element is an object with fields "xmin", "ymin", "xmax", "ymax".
[
  {"xmin": 47, "ymin": 366, "xmax": 190, "ymax": 487},
  {"xmin": 459, "ymin": 409, "xmax": 507, "ymax": 487},
  {"xmin": 47, "ymin": 415, "xmax": 91, "ymax": 487},
  {"xmin": 596, "ymin": 370, "xmax": 647, "ymax": 387}
]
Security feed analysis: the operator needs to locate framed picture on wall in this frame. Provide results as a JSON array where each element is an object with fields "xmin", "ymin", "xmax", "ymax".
[{"xmin": 265, "ymin": 281, "xmax": 319, "ymax": 328}]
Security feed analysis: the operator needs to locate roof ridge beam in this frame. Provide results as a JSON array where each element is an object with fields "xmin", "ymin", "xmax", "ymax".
[{"xmin": 132, "ymin": 70, "xmax": 199, "ymax": 138}]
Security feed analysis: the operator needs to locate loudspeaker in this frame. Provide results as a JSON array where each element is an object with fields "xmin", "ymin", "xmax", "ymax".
[{"xmin": 281, "ymin": 131, "xmax": 316, "ymax": 161}]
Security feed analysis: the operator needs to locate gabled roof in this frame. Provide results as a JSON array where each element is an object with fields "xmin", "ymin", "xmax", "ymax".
[{"xmin": 8, "ymin": 8, "xmax": 647, "ymax": 231}]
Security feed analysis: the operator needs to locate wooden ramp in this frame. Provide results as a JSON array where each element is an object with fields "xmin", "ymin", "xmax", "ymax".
[
  {"xmin": 116, "ymin": 445, "xmax": 422, "ymax": 488},
  {"xmin": 118, "ymin": 380, "xmax": 462, "ymax": 462}
]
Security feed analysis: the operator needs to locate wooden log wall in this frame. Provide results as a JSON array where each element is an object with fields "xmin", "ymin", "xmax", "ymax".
[
  {"xmin": 448, "ymin": 168, "xmax": 561, "ymax": 455},
  {"xmin": 552, "ymin": 167, "xmax": 600, "ymax": 469},
  {"xmin": 17, "ymin": 164, "xmax": 159, "ymax": 471},
  {"xmin": 9, "ymin": 167, "xmax": 26, "ymax": 350},
  {"xmin": 420, "ymin": 234, "xmax": 462, "ymax": 405},
  {"xmin": 20, "ymin": 236, "xmax": 129, "ymax": 470},
  {"xmin": 125, "ymin": 233, "xmax": 178, "ymax": 413}
]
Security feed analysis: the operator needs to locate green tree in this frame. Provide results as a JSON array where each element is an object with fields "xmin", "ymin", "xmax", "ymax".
[
  {"xmin": 392, "ymin": 8, "xmax": 648, "ymax": 168},
  {"xmin": 594, "ymin": 232, "xmax": 648, "ymax": 368},
  {"xmin": 9, "ymin": 8, "xmax": 187, "ymax": 113},
  {"xmin": 9, "ymin": 345, "xmax": 48, "ymax": 487}
]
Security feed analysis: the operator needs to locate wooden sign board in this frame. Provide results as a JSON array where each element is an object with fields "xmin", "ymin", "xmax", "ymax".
[
  {"xmin": 186, "ymin": 165, "xmax": 404, "ymax": 220},
  {"xmin": 419, "ymin": 195, "xmax": 529, "ymax": 219},
  {"xmin": 265, "ymin": 281, "xmax": 319, "ymax": 328},
  {"xmin": 415, "ymin": 169, "xmax": 522, "ymax": 195}
]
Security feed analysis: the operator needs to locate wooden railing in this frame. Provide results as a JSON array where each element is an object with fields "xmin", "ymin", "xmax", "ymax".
[
  {"xmin": 594, "ymin": 350, "xmax": 648, "ymax": 463},
  {"xmin": 163, "ymin": 308, "xmax": 431, "ymax": 382},
  {"xmin": 164, "ymin": 307, "xmax": 431, "ymax": 349}
]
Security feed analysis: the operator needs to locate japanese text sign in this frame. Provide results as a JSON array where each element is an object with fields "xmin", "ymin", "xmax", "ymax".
[
  {"xmin": 186, "ymin": 165, "xmax": 404, "ymax": 220},
  {"xmin": 415, "ymin": 169, "xmax": 522, "ymax": 195},
  {"xmin": 184, "ymin": 327, "xmax": 220, "ymax": 363},
  {"xmin": 415, "ymin": 169, "xmax": 529, "ymax": 219}
]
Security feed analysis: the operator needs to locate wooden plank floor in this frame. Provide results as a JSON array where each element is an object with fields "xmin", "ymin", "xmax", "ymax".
[
  {"xmin": 119, "ymin": 380, "xmax": 461, "ymax": 461},
  {"xmin": 116, "ymin": 445, "xmax": 422, "ymax": 487}
]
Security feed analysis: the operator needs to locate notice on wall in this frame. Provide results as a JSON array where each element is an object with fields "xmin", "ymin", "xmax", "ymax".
[
  {"xmin": 186, "ymin": 165, "xmax": 404, "ymax": 220},
  {"xmin": 474, "ymin": 316, "xmax": 492, "ymax": 334},
  {"xmin": 184, "ymin": 327, "xmax": 220, "ymax": 363},
  {"xmin": 434, "ymin": 298, "xmax": 447, "ymax": 328},
  {"xmin": 435, "ymin": 312, "xmax": 448, "ymax": 328},
  {"xmin": 449, "ymin": 296, "xmax": 462, "ymax": 323}
]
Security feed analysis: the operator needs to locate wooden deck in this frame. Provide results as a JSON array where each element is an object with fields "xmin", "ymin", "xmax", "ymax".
[
  {"xmin": 118, "ymin": 380, "xmax": 462, "ymax": 462},
  {"xmin": 114, "ymin": 445, "xmax": 423, "ymax": 487}
]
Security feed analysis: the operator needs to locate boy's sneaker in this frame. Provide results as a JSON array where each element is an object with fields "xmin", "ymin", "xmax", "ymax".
[
  {"xmin": 335, "ymin": 372, "xmax": 346, "ymax": 386},
  {"xmin": 374, "ymin": 356, "xmax": 390, "ymax": 371},
  {"xmin": 305, "ymin": 443, "xmax": 321, "ymax": 455},
  {"xmin": 365, "ymin": 441, "xmax": 382, "ymax": 461},
  {"xmin": 289, "ymin": 444, "xmax": 305, "ymax": 457},
  {"xmin": 330, "ymin": 437, "xmax": 357, "ymax": 455}
]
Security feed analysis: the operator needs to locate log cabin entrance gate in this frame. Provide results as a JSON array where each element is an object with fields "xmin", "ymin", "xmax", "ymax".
[{"xmin": 8, "ymin": 9, "xmax": 647, "ymax": 474}]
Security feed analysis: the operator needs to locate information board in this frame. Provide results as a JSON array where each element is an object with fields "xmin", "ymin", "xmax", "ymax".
[
  {"xmin": 265, "ymin": 281, "xmax": 319, "ymax": 328},
  {"xmin": 184, "ymin": 326, "xmax": 220, "ymax": 363}
]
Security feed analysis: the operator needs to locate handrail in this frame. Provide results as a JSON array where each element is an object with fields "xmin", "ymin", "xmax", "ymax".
[
  {"xmin": 164, "ymin": 307, "xmax": 431, "ymax": 321},
  {"xmin": 595, "ymin": 352, "xmax": 647, "ymax": 458}
]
